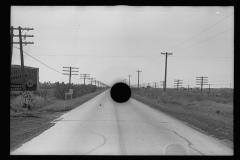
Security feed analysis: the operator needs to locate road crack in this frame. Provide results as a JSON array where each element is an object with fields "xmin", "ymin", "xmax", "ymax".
[
  {"xmin": 114, "ymin": 105, "xmax": 127, "ymax": 155},
  {"xmin": 78, "ymin": 113, "xmax": 109, "ymax": 155}
]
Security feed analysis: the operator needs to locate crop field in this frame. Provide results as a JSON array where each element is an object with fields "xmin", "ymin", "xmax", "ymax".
[{"xmin": 131, "ymin": 87, "xmax": 233, "ymax": 149}]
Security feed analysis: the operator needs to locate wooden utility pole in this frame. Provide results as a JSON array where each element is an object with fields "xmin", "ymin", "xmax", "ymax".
[
  {"xmin": 89, "ymin": 78, "xmax": 95, "ymax": 85},
  {"xmin": 11, "ymin": 26, "xmax": 34, "ymax": 92},
  {"xmin": 196, "ymin": 76, "xmax": 208, "ymax": 96},
  {"xmin": 10, "ymin": 26, "xmax": 13, "ymax": 69},
  {"xmin": 128, "ymin": 75, "xmax": 131, "ymax": 86},
  {"xmin": 136, "ymin": 70, "xmax": 142, "ymax": 94},
  {"xmin": 94, "ymin": 80, "xmax": 97, "ymax": 86},
  {"xmin": 161, "ymin": 52, "xmax": 172, "ymax": 94},
  {"xmin": 63, "ymin": 67, "xmax": 78, "ymax": 88},
  {"xmin": 174, "ymin": 79, "xmax": 182, "ymax": 92},
  {"xmin": 160, "ymin": 81, "xmax": 165, "ymax": 88},
  {"xmin": 208, "ymin": 84, "xmax": 212, "ymax": 94},
  {"xmin": 19, "ymin": 27, "xmax": 26, "ymax": 92},
  {"xmin": 154, "ymin": 82, "xmax": 157, "ymax": 88},
  {"xmin": 80, "ymin": 74, "xmax": 90, "ymax": 85}
]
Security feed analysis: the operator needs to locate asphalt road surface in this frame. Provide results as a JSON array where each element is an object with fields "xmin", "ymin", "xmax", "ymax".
[{"xmin": 11, "ymin": 89, "xmax": 233, "ymax": 155}]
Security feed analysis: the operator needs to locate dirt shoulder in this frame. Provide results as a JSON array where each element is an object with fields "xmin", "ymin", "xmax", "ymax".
[
  {"xmin": 10, "ymin": 89, "xmax": 107, "ymax": 153},
  {"xmin": 131, "ymin": 93, "xmax": 233, "ymax": 150}
]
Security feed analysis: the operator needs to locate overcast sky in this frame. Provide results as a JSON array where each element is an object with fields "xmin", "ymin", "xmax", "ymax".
[{"xmin": 11, "ymin": 6, "xmax": 234, "ymax": 88}]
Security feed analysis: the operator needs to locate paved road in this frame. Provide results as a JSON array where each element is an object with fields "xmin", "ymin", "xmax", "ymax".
[{"xmin": 11, "ymin": 89, "xmax": 233, "ymax": 155}]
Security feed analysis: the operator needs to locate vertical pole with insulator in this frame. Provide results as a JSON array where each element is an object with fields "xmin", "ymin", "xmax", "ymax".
[
  {"xmin": 19, "ymin": 26, "xmax": 26, "ymax": 92},
  {"xmin": 128, "ymin": 75, "xmax": 131, "ymax": 86},
  {"xmin": 136, "ymin": 70, "xmax": 142, "ymax": 94},
  {"xmin": 10, "ymin": 26, "xmax": 13, "ymax": 69},
  {"xmin": 69, "ymin": 67, "xmax": 72, "ymax": 88},
  {"xmin": 161, "ymin": 52, "xmax": 172, "ymax": 94}
]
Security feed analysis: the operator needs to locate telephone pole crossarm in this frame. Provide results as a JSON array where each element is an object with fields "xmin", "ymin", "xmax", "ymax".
[
  {"xmin": 11, "ymin": 26, "xmax": 34, "ymax": 92},
  {"xmin": 136, "ymin": 70, "xmax": 142, "ymax": 94}
]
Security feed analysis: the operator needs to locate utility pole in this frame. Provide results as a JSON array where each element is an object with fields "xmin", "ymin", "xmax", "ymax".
[
  {"xmin": 11, "ymin": 26, "xmax": 34, "ymax": 92},
  {"xmin": 10, "ymin": 26, "xmax": 13, "ymax": 69},
  {"xmin": 128, "ymin": 75, "xmax": 131, "ymax": 86},
  {"xmin": 136, "ymin": 70, "xmax": 142, "ymax": 94},
  {"xmin": 154, "ymin": 82, "xmax": 157, "ymax": 89},
  {"xmin": 80, "ymin": 74, "xmax": 90, "ymax": 85},
  {"xmin": 196, "ymin": 76, "xmax": 208, "ymax": 96},
  {"xmin": 94, "ymin": 80, "xmax": 97, "ymax": 86},
  {"xmin": 63, "ymin": 67, "xmax": 79, "ymax": 88},
  {"xmin": 160, "ymin": 81, "xmax": 165, "ymax": 88},
  {"xmin": 174, "ymin": 79, "xmax": 182, "ymax": 92},
  {"xmin": 161, "ymin": 52, "xmax": 172, "ymax": 95},
  {"xmin": 208, "ymin": 84, "xmax": 212, "ymax": 94},
  {"xmin": 88, "ymin": 78, "xmax": 95, "ymax": 85}
]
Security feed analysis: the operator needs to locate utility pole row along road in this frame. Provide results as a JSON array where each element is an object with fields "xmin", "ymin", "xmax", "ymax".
[{"xmin": 11, "ymin": 89, "xmax": 233, "ymax": 155}]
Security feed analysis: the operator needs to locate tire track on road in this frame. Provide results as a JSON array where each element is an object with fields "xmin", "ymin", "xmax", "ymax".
[{"xmin": 114, "ymin": 103, "xmax": 127, "ymax": 155}]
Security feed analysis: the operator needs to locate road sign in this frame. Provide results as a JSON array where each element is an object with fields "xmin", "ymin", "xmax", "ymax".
[
  {"xmin": 22, "ymin": 91, "xmax": 34, "ymax": 105},
  {"xmin": 11, "ymin": 65, "xmax": 39, "ymax": 91}
]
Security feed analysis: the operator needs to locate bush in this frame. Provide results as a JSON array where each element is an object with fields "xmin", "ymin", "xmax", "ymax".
[
  {"xmin": 10, "ymin": 95, "xmax": 28, "ymax": 113},
  {"xmin": 10, "ymin": 94, "xmax": 55, "ymax": 113},
  {"xmin": 54, "ymin": 82, "xmax": 98, "ymax": 100}
]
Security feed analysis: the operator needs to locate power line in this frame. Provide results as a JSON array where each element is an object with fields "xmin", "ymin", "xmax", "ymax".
[
  {"xmin": 171, "ymin": 56, "xmax": 233, "ymax": 58},
  {"xmin": 34, "ymin": 38, "xmax": 69, "ymax": 66},
  {"xmin": 13, "ymin": 46, "xmax": 83, "ymax": 84},
  {"xmin": 12, "ymin": 55, "xmax": 157, "ymax": 57},
  {"xmin": 33, "ymin": 45, "xmax": 65, "ymax": 67},
  {"xmin": 172, "ymin": 27, "xmax": 233, "ymax": 53},
  {"xmin": 166, "ymin": 12, "xmax": 234, "ymax": 51},
  {"xmin": 133, "ymin": 26, "xmax": 232, "ymax": 75},
  {"xmin": 13, "ymin": 46, "xmax": 62, "ymax": 74},
  {"xmin": 132, "ymin": 13, "xmax": 233, "ymax": 75}
]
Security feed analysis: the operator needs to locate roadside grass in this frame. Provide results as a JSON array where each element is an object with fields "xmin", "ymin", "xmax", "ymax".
[
  {"xmin": 10, "ymin": 89, "xmax": 108, "ymax": 153},
  {"xmin": 131, "ymin": 88, "xmax": 233, "ymax": 148},
  {"xmin": 10, "ymin": 89, "xmax": 107, "ymax": 116},
  {"xmin": 37, "ymin": 89, "xmax": 107, "ymax": 112}
]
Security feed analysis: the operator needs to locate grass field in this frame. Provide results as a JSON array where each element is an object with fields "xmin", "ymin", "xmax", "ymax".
[{"xmin": 131, "ymin": 88, "xmax": 233, "ymax": 149}]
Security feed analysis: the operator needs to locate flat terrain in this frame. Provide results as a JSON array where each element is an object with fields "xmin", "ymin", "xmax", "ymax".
[
  {"xmin": 11, "ymin": 89, "xmax": 233, "ymax": 155},
  {"xmin": 10, "ymin": 89, "xmax": 107, "ymax": 153},
  {"xmin": 131, "ymin": 88, "xmax": 233, "ymax": 149}
]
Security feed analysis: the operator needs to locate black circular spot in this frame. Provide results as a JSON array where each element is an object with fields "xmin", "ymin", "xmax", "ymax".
[{"xmin": 110, "ymin": 82, "xmax": 131, "ymax": 103}]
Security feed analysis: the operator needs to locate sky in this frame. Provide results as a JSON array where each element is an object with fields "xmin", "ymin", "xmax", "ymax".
[{"xmin": 11, "ymin": 6, "xmax": 234, "ymax": 88}]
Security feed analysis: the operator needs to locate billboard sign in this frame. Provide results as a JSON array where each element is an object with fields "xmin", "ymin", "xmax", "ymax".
[{"xmin": 11, "ymin": 65, "xmax": 39, "ymax": 91}]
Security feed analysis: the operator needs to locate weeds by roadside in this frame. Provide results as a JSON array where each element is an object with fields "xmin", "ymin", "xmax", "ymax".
[
  {"xmin": 131, "ymin": 88, "xmax": 233, "ymax": 148},
  {"xmin": 10, "ymin": 89, "xmax": 108, "ymax": 153}
]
